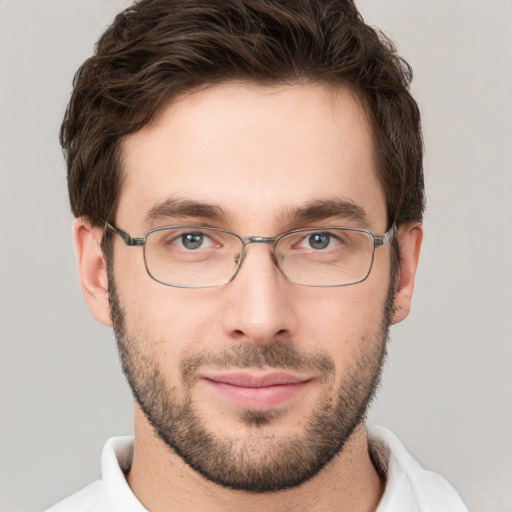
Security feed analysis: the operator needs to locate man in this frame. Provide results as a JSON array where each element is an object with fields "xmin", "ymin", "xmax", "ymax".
[{"xmin": 47, "ymin": 0, "xmax": 468, "ymax": 510}]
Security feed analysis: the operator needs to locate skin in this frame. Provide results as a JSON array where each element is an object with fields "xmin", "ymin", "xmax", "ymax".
[{"xmin": 74, "ymin": 82, "xmax": 422, "ymax": 512}]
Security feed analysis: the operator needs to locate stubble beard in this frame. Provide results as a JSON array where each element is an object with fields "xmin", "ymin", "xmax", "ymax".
[{"xmin": 109, "ymin": 274, "xmax": 393, "ymax": 493}]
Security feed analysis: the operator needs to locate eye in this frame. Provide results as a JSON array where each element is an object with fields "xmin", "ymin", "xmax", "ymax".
[
  {"xmin": 306, "ymin": 232, "xmax": 334, "ymax": 250},
  {"xmin": 176, "ymin": 232, "xmax": 213, "ymax": 250}
]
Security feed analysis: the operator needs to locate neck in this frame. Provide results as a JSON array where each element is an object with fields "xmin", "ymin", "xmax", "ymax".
[{"xmin": 126, "ymin": 406, "xmax": 384, "ymax": 512}]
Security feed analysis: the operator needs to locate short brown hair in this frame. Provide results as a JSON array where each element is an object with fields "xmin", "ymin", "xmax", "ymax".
[{"xmin": 61, "ymin": 0, "xmax": 424, "ymax": 228}]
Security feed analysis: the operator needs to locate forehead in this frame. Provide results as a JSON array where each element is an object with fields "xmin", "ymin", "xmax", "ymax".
[{"xmin": 118, "ymin": 82, "xmax": 386, "ymax": 231}]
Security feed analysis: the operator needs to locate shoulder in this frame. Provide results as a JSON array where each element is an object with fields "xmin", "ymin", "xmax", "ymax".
[
  {"xmin": 44, "ymin": 480, "xmax": 110, "ymax": 512},
  {"xmin": 44, "ymin": 436, "xmax": 146, "ymax": 512},
  {"xmin": 368, "ymin": 425, "xmax": 469, "ymax": 512}
]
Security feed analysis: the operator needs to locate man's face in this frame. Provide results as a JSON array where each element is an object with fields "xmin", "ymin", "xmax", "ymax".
[{"xmin": 110, "ymin": 83, "xmax": 394, "ymax": 491}]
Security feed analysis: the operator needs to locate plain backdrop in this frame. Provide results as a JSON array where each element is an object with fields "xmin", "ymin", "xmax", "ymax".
[{"xmin": 1, "ymin": 1, "xmax": 511, "ymax": 511}]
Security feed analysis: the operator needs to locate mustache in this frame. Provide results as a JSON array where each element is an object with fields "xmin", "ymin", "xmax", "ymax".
[{"xmin": 180, "ymin": 341, "xmax": 335, "ymax": 385}]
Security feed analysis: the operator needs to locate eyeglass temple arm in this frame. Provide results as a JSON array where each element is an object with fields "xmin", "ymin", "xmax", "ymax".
[
  {"xmin": 105, "ymin": 222, "xmax": 145, "ymax": 247},
  {"xmin": 374, "ymin": 224, "xmax": 397, "ymax": 247}
]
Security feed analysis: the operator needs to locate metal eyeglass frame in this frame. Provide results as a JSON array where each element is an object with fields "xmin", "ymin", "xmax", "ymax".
[{"xmin": 104, "ymin": 222, "xmax": 397, "ymax": 288}]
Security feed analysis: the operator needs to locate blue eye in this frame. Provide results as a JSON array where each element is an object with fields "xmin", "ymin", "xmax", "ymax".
[
  {"xmin": 181, "ymin": 233, "xmax": 204, "ymax": 250},
  {"xmin": 307, "ymin": 232, "xmax": 331, "ymax": 250}
]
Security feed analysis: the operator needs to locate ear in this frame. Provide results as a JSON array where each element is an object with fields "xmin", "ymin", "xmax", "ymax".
[
  {"xmin": 391, "ymin": 222, "xmax": 423, "ymax": 325},
  {"xmin": 73, "ymin": 218, "xmax": 113, "ymax": 327}
]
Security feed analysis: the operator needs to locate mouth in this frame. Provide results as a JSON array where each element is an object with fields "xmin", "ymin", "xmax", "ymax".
[{"xmin": 200, "ymin": 371, "xmax": 313, "ymax": 410}]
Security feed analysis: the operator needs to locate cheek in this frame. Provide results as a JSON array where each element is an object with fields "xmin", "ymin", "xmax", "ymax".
[
  {"xmin": 293, "ymin": 274, "xmax": 390, "ymax": 357},
  {"xmin": 116, "ymin": 263, "xmax": 223, "ymax": 358}
]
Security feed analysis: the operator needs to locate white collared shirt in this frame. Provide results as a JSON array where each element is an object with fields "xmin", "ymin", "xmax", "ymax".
[{"xmin": 45, "ymin": 425, "xmax": 468, "ymax": 512}]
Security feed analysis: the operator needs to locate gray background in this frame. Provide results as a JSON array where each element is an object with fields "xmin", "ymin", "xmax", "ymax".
[{"xmin": 1, "ymin": 1, "xmax": 511, "ymax": 511}]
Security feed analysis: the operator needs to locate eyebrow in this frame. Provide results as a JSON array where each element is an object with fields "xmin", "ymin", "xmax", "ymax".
[
  {"xmin": 144, "ymin": 197, "xmax": 226, "ymax": 226},
  {"xmin": 144, "ymin": 197, "xmax": 369, "ymax": 229},
  {"xmin": 281, "ymin": 199, "xmax": 370, "ymax": 228}
]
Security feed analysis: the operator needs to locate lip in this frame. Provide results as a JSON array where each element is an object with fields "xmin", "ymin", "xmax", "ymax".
[{"xmin": 200, "ymin": 371, "xmax": 313, "ymax": 410}]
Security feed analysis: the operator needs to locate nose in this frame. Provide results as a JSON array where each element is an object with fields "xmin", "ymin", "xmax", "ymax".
[{"xmin": 221, "ymin": 243, "xmax": 297, "ymax": 346}]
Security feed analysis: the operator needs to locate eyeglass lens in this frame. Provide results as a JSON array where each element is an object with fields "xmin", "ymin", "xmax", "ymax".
[{"xmin": 143, "ymin": 227, "xmax": 375, "ymax": 288}]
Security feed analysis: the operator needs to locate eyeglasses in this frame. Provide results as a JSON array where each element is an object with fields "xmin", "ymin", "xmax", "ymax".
[{"xmin": 105, "ymin": 222, "xmax": 396, "ymax": 288}]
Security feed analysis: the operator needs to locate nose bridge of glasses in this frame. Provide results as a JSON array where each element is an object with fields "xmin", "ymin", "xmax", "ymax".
[
  {"xmin": 237, "ymin": 235, "xmax": 281, "ymax": 268},
  {"xmin": 242, "ymin": 235, "xmax": 276, "ymax": 245}
]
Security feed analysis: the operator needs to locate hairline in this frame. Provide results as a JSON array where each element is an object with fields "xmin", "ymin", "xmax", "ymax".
[{"xmin": 105, "ymin": 79, "xmax": 379, "ymax": 227}]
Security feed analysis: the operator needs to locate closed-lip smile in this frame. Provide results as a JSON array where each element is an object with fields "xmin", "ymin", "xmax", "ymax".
[{"xmin": 200, "ymin": 371, "xmax": 313, "ymax": 410}]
